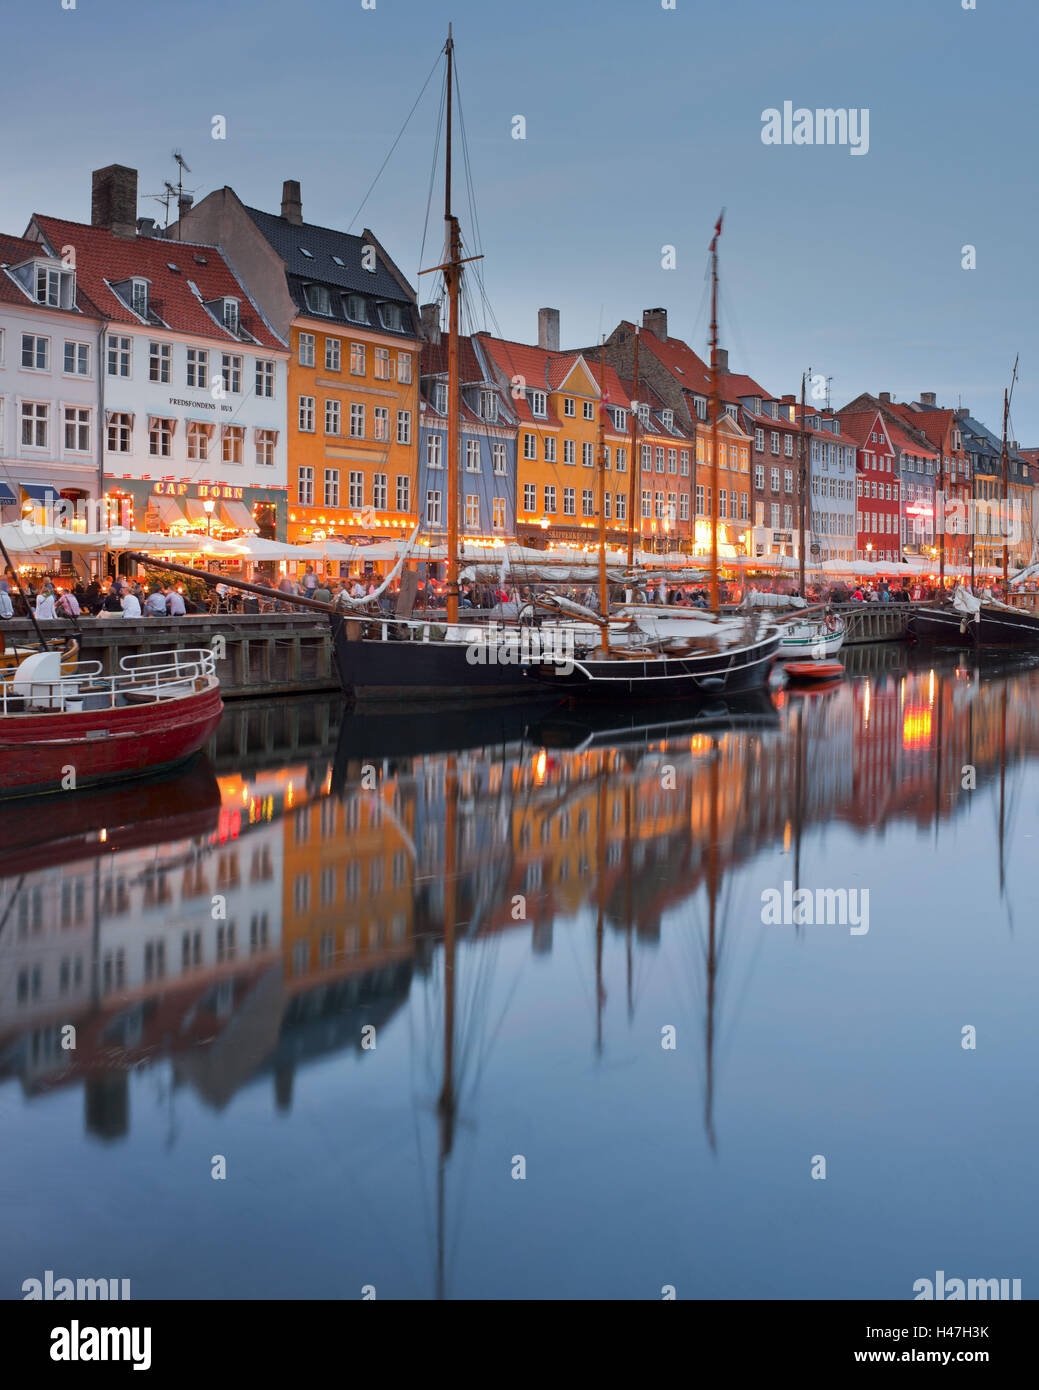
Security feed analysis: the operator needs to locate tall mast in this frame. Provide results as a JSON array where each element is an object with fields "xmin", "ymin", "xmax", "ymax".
[
  {"xmin": 1001, "ymin": 357, "xmax": 1018, "ymax": 594},
  {"xmin": 597, "ymin": 338, "xmax": 610, "ymax": 647},
  {"xmin": 626, "ymin": 328, "xmax": 640, "ymax": 569},
  {"xmin": 937, "ymin": 425, "xmax": 945, "ymax": 590},
  {"xmin": 798, "ymin": 370, "xmax": 807, "ymax": 597},
  {"xmin": 444, "ymin": 26, "xmax": 461, "ymax": 627},
  {"xmin": 708, "ymin": 214, "xmax": 723, "ymax": 614}
]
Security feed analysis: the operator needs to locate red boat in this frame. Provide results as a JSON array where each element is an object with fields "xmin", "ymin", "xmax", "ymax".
[
  {"xmin": 0, "ymin": 647, "xmax": 223, "ymax": 799},
  {"xmin": 783, "ymin": 660, "xmax": 845, "ymax": 683}
]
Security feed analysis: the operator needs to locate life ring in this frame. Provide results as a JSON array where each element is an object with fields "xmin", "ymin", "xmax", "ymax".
[{"xmin": 824, "ymin": 613, "xmax": 839, "ymax": 633}]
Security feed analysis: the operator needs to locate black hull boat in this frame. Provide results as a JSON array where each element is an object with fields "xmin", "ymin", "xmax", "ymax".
[
  {"xmin": 330, "ymin": 615, "xmax": 782, "ymax": 704},
  {"xmin": 909, "ymin": 602, "xmax": 1039, "ymax": 647}
]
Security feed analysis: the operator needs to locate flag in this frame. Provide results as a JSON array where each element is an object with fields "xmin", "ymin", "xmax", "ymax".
[{"xmin": 709, "ymin": 211, "xmax": 724, "ymax": 253}]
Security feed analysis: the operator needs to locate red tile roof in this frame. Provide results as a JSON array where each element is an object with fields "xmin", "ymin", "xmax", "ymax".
[
  {"xmin": 619, "ymin": 321, "xmax": 713, "ymax": 396},
  {"xmin": 835, "ymin": 408, "xmax": 884, "ymax": 447},
  {"xmin": 476, "ymin": 334, "xmax": 618, "ymax": 424},
  {"xmin": 419, "ymin": 334, "xmax": 484, "ymax": 383},
  {"xmin": 30, "ymin": 216, "xmax": 284, "ymax": 350},
  {"xmin": 886, "ymin": 402, "xmax": 953, "ymax": 451},
  {"xmin": 0, "ymin": 231, "xmax": 104, "ymax": 315}
]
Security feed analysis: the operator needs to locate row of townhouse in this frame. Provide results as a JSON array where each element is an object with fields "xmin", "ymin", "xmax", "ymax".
[{"xmin": 3, "ymin": 168, "xmax": 1034, "ymax": 566}]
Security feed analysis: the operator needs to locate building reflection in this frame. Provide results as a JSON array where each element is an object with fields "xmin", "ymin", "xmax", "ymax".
[{"xmin": 2, "ymin": 652, "xmax": 1039, "ymax": 1144}]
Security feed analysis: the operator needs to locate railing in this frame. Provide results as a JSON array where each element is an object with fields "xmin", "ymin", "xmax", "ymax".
[{"xmin": 0, "ymin": 647, "xmax": 217, "ymax": 716}]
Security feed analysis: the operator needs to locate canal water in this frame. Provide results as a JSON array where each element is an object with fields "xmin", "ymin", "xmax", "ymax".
[{"xmin": 2, "ymin": 644, "xmax": 1037, "ymax": 1301}]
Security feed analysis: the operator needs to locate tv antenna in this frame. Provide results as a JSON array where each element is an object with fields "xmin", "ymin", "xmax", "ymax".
[{"xmin": 171, "ymin": 151, "xmax": 195, "ymax": 240}]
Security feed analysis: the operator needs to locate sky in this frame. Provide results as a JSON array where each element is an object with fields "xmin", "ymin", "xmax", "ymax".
[{"xmin": 5, "ymin": 0, "xmax": 1039, "ymax": 438}]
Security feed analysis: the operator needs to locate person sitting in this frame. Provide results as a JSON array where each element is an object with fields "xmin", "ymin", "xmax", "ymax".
[
  {"xmin": 121, "ymin": 586, "xmax": 142, "ymax": 618},
  {"xmin": 35, "ymin": 584, "xmax": 57, "ymax": 619},
  {"xmin": 144, "ymin": 585, "xmax": 167, "ymax": 616},
  {"xmin": 165, "ymin": 586, "xmax": 186, "ymax": 616},
  {"xmin": 311, "ymin": 580, "xmax": 332, "ymax": 605},
  {"xmin": 56, "ymin": 586, "xmax": 81, "ymax": 617}
]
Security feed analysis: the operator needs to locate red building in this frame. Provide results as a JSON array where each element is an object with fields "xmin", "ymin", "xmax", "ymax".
[{"xmin": 836, "ymin": 409, "xmax": 901, "ymax": 562}]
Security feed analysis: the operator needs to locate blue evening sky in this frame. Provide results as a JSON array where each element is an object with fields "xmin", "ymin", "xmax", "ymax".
[{"xmin": 4, "ymin": 0, "xmax": 1038, "ymax": 438}]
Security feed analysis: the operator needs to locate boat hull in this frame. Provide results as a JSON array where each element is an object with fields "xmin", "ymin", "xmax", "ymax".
[
  {"xmin": 908, "ymin": 605, "xmax": 1039, "ymax": 647},
  {"xmin": 775, "ymin": 621, "xmax": 846, "ymax": 658},
  {"xmin": 0, "ymin": 683, "xmax": 224, "ymax": 798},
  {"xmin": 331, "ymin": 616, "xmax": 781, "ymax": 702}
]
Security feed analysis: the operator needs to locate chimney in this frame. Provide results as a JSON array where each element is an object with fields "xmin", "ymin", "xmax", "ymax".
[
  {"xmin": 178, "ymin": 192, "xmax": 194, "ymax": 219},
  {"xmin": 715, "ymin": 347, "xmax": 729, "ymax": 375},
  {"xmin": 879, "ymin": 391, "xmax": 891, "ymax": 404},
  {"xmin": 642, "ymin": 307, "xmax": 667, "ymax": 340},
  {"xmin": 919, "ymin": 391, "xmax": 937, "ymax": 407},
  {"xmin": 420, "ymin": 302, "xmax": 441, "ymax": 345},
  {"xmin": 136, "ymin": 217, "xmax": 157, "ymax": 238},
  {"xmin": 281, "ymin": 179, "xmax": 303, "ymax": 225},
  {"xmin": 91, "ymin": 164, "xmax": 138, "ymax": 239},
  {"xmin": 537, "ymin": 307, "xmax": 559, "ymax": 352}
]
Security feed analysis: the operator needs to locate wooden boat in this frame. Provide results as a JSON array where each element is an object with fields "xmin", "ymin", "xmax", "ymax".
[
  {"xmin": 0, "ymin": 647, "xmax": 222, "ymax": 799},
  {"xmin": 909, "ymin": 588, "xmax": 1039, "ymax": 647},
  {"xmin": 783, "ymin": 659, "xmax": 844, "ymax": 683},
  {"xmin": 775, "ymin": 613, "xmax": 846, "ymax": 658}
]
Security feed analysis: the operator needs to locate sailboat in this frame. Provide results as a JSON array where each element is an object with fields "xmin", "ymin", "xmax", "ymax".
[
  {"xmin": 328, "ymin": 42, "xmax": 781, "ymax": 702},
  {"xmin": 910, "ymin": 359, "xmax": 1039, "ymax": 646}
]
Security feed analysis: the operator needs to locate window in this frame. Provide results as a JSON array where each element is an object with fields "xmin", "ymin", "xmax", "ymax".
[
  {"xmin": 662, "ymin": 408, "xmax": 674, "ymax": 431},
  {"xmin": 322, "ymin": 338, "xmax": 341, "ymax": 372},
  {"xmin": 298, "ymin": 332, "xmax": 315, "ymax": 366},
  {"xmin": 563, "ymin": 486, "xmax": 576, "ymax": 516},
  {"xmin": 694, "ymin": 397, "xmax": 707, "ymax": 421},
  {"xmin": 524, "ymin": 433, "xmax": 537, "ymax": 461},
  {"xmin": 581, "ymin": 488, "xmax": 594, "ymax": 517},
  {"xmin": 770, "ymin": 502, "xmax": 780, "ymax": 528},
  {"xmin": 642, "ymin": 489, "xmax": 652, "ymax": 519},
  {"xmin": 345, "ymin": 294, "xmax": 366, "ymax": 323},
  {"xmin": 465, "ymin": 495, "xmax": 480, "ymax": 528},
  {"xmin": 680, "ymin": 450, "xmax": 690, "ymax": 476},
  {"xmin": 324, "ymin": 468, "xmax": 340, "ymax": 507},
  {"xmin": 465, "ymin": 439, "xmax": 480, "ymax": 472},
  {"xmin": 492, "ymin": 442, "xmax": 507, "ymax": 475},
  {"xmin": 144, "ymin": 340, "xmax": 170, "ymax": 384},
  {"xmin": 298, "ymin": 466, "xmax": 314, "ymax": 505},
  {"xmin": 680, "ymin": 493, "xmax": 690, "ymax": 521},
  {"xmin": 770, "ymin": 431, "xmax": 780, "ymax": 454},
  {"xmin": 187, "ymin": 347, "xmax": 207, "ymax": 387},
  {"xmin": 784, "ymin": 504, "xmax": 792, "ymax": 528},
  {"xmin": 426, "ymin": 490, "xmax": 442, "ymax": 526},
  {"xmin": 784, "ymin": 468, "xmax": 793, "ymax": 493},
  {"xmin": 187, "ymin": 422, "xmax": 210, "ymax": 461},
  {"xmin": 696, "ymin": 484, "xmax": 705, "ymax": 514},
  {"xmin": 480, "ymin": 390, "xmax": 498, "ymax": 422},
  {"xmin": 35, "ymin": 265, "xmax": 62, "ymax": 306},
  {"xmin": 397, "ymin": 410, "xmax": 411, "ymax": 445},
  {"xmin": 717, "ymin": 490, "xmax": 726, "ymax": 519},
  {"xmin": 222, "ymin": 425, "xmax": 244, "ymax": 464},
  {"xmin": 604, "ymin": 492, "xmax": 611, "ymax": 519},
  {"xmin": 21, "ymin": 334, "xmax": 49, "ymax": 371},
  {"xmin": 655, "ymin": 447, "xmax": 665, "ymax": 473},
  {"xmin": 130, "ymin": 279, "xmax": 148, "ymax": 317},
  {"xmin": 754, "ymin": 464, "xmax": 765, "ymax": 490},
  {"xmin": 493, "ymin": 497, "xmax": 506, "ymax": 530},
  {"xmin": 755, "ymin": 427, "xmax": 765, "ymax": 451},
  {"xmin": 348, "ymin": 471, "xmax": 363, "ymax": 508},
  {"xmin": 614, "ymin": 408, "xmax": 627, "ymax": 431},
  {"xmin": 396, "ymin": 475, "xmax": 410, "ymax": 512},
  {"xmin": 563, "ymin": 397, "xmax": 575, "ymax": 417},
  {"xmin": 325, "ymin": 399, "xmax": 341, "ymax": 435},
  {"xmin": 544, "ymin": 485, "xmax": 557, "ymax": 513},
  {"xmin": 149, "ymin": 417, "xmax": 173, "ymax": 458},
  {"xmin": 222, "ymin": 297, "xmax": 240, "ymax": 333},
  {"xmin": 668, "ymin": 449, "xmax": 677, "ymax": 474},
  {"xmin": 63, "ymin": 340, "xmax": 90, "ymax": 376},
  {"xmin": 349, "ymin": 403, "xmax": 365, "ymax": 438},
  {"xmin": 21, "ymin": 402, "xmax": 48, "ymax": 448},
  {"xmin": 64, "ymin": 407, "xmax": 90, "ymax": 452},
  {"xmin": 372, "ymin": 473, "xmax": 387, "ymax": 510},
  {"xmin": 299, "ymin": 396, "xmax": 315, "ymax": 431},
  {"xmin": 379, "ymin": 303, "xmax": 404, "ymax": 331},
  {"xmin": 523, "ymin": 482, "xmax": 536, "ymax": 512},
  {"xmin": 373, "ymin": 406, "xmax": 389, "ymax": 441},
  {"xmin": 616, "ymin": 447, "xmax": 626, "ymax": 473},
  {"xmin": 784, "ymin": 434, "xmax": 794, "ymax": 456},
  {"xmin": 107, "ymin": 411, "xmax": 131, "ymax": 452},
  {"xmin": 221, "ymin": 354, "xmax": 242, "ymax": 393},
  {"xmin": 529, "ymin": 390, "xmax": 547, "ymax": 417},
  {"xmin": 256, "ymin": 429, "xmax": 276, "ymax": 467},
  {"xmin": 374, "ymin": 347, "xmax": 391, "ymax": 380},
  {"xmin": 560, "ymin": 439, "xmax": 574, "ymax": 465},
  {"xmin": 350, "ymin": 342, "xmax": 365, "ymax": 375},
  {"xmin": 583, "ymin": 442, "xmax": 595, "ymax": 467},
  {"xmin": 255, "ymin": 358, "xmax": 275, "ymax": 397},
  {"xmin": 583, "ymin": 401, "xmax": 594, "ymax": 420},
  {"xmin": 427, "ymin": 434, "xmax": 443, "ymax": 469},
  {"xmin": 397, "ymin": 352, "xmax": 412, "ymax": 383},
  {"xmin": 770, "ymin": 467, "xmax": 780, "ymax": 492},
  {"xmin": 615, "ymin": 493, "xmax": 626, "ymax": 521},
  {"xmin": 433, "ymin": 382, "xmax": 448, "ymax": 414}
]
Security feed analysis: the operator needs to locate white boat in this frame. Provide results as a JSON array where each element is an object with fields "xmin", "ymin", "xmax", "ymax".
[{"xmin": 775, "ymin": 613, "xmax": 846, "ymax": 658}]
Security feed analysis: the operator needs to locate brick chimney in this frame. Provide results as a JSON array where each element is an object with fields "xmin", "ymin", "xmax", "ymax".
[
  {"xmin": 879, "ymin": 391, "xmax": 891, "ymax": 404},
  {"xmin": 420, "ymin": 302, "xmax": 441, "ymax": 345},
  {"xmin": 642, "ymin": 307, "xmax": 667, "ymax": 340},
  {"xmin": 537, "ymin": 307, "xmax": 559, "ymax": 352},
  {"xmin": 715, "ymin": 347, "xmax": 729, "ymax": 374},
  {"xmin": 919, "ymin": 391, "xmax": 937, "ymax": 407},
  {"xmin": 281, "ymin": 179, "xmax": 303, "ymax": 225},
  {"xmin": 178, "ymin": 192, "xmax": 194, "ymax": 219},
  {"xmin": 91, "ymin": 165, "xmax": 138, "ymax": 239}
]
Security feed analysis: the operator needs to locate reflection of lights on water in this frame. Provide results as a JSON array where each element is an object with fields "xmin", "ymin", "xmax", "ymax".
[
  {"xmin": 903, "ymin": 708, "xmax": 932, "ymax": 748},
  {"xmin": 863, "ymin": 682, "xmax": 871, "ymax": 725},
  {"xmin": 241, "ymin": 786, "xmax": 248, "ymax": 803},
  {"xmin": 99, "ymin": 828, "xmax": 107, "ymax": 843},
  {"xmin": 533, "ymin": 750, "xmax": 547, "ymax": 784},
  {"xmin": 783, "ymin": 820, "xmax": 791, "ymax": 852},
  {"xmin": 286, "ymin": 782, "xmax": 294, "ymax": 808},
  {"xmin": 928, "ymin": 670, "xmax": 935, "ymax": 705}
]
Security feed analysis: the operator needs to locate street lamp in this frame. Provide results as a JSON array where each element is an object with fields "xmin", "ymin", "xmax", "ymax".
[{"xmin": 203, "ymin": 498, "xmax": 215, "ymax": 537}]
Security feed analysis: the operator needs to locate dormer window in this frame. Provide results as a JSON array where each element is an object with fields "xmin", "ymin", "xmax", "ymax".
[
  {"xmin": 638, "ymin": 405, "xmax": 650, "ymax": 428},
  {"xmin": 344, "ymin": 294, "xmax": 366, "ymax": 323},
  {"xmin": 662, "ymin": 409, "xmax": 674, "ymax": 431},
  {"xmin": 23, "ymin": 260, "xmax": 75, "ymax": 310},
  {"xmin": 480, "ymin": 390, "xmax": 497, "ymax": 422},
  {"xmin": 433, "ymin": 382, "xmax": 448, "ymax": 414},
  {"xmin": 694, "ymin": 396, "xmax": 707, "ymax": 421},
  {"xmin": 379, "ymin": 302, "xmax": 403, "ymax": 331},
  {"xmin": 528, "ymin": 390, "xmax": 547, "ymax": 417},
  {"xmin": 36, "ymin": 266, "xmax": 61, "ymax": 306},
  {"xmin": 752, "ymin": 398, "xmax": 762, "ymax": 415},
  {"xmin": 306, "ymin": 285, "xmax": 331, "ymax": 316},
  {"xmin": 131, "ymin": 279, "xmax": 149, "ymax": 318},
  {"xmin": 222, "ymin": 297, "xmax": 240, "ymax": 333},
  {"xmin": 613, "ymin": 408, "xmax": 626, "ymax": 432},
  {"xmin": 724, "ymin": 404, "xmax": 737, "ymax": 421}
]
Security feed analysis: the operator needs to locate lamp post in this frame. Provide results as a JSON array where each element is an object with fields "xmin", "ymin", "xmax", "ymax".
[{"xmin": 203, "ymin": 498, "xmax": 215, "ymax": 537}]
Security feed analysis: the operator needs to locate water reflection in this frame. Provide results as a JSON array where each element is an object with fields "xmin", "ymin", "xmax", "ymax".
[{"xmin": 2, "ymin": 646, "xmax": 1038, "ymax": 1298}]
